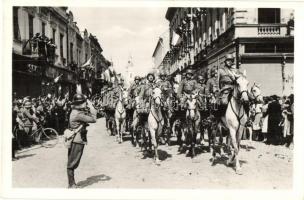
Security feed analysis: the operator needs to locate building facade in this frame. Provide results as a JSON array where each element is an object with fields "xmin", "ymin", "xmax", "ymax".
[
  {"xmin": 165, "ymin": 8, "xmax": 294, "ymax": 96},
  {"xmin": 152, "ymin": 31, "xmax": 171, "ymax": 75},
  {"xmin": 13, "ymin": 6, "xmax": 110, "ymax": 98}
]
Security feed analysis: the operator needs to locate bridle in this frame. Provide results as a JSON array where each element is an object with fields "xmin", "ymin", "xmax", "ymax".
[
  {"xmin": 186, "ymin": 96, "xmax": 200, "ymax": 122},
  {"xmin": 150, "ymin": 91, "xmax": 163, "ymax": 124},
  {"xmin": 228, "ymin": 78, "xmax": 248, "ymax": 133}
]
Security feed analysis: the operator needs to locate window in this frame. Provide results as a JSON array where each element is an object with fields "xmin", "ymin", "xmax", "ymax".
[
  {"xmin": 70, "ymin": 43, "xmax": 73, "ymax": 62},
  {"xmin": 28, "ymin": 14, "xmax": 34, "ymax": 39},
  {"xmin": 258, "ymin": 8, "xmax": 281, "ymax": 24},
  {"xmin": 13, "ymin": 7, "xmax": 20, "ymax": 40},
  {"xmin": 42, "ymin": 22, "xmax": 46, "ymax": 36},
  {"xmin": 60, "ymin": 34, "xmax": 64, "ymax": 58},
  {"xmin": 52, "ymin": 29, "xmax": 56, "ymax": 43}
]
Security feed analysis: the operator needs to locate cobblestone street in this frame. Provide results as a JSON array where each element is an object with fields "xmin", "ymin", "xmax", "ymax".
[{"xmin": 13, "ymin": 118, "xmax": 293, "ymax": 189}]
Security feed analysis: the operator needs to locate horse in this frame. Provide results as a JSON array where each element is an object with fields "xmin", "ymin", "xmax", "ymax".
[
  {"xmin": 130, "ymin": 96, "xmax": 142, "ymax": 147},
  {"xmin": 184, "ymin": 92, "xmax": 201, "ymax": 158},
  {"xmin": 246, "ymin": 83, "xmax": 263, "ymax": 144},
  {"xmin": 114, "ymin": 89, "xmax": 128, "ymax": 143},
  {"xmin": 148, "ymin": 87, "xmax": 164, "ymax": 164},
  {"xmin": 212, "ymin": 71, "xmax": 249, "ymax": 174}
]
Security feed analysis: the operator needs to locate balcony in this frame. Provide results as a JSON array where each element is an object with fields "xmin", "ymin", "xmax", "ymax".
[
  {"xmin": 258, "ymin": 25, "xmax": 280, "ymax": 36},
  {"xmin": 235, "ymin": 24, "xmax": 288, "ymax": 38}
]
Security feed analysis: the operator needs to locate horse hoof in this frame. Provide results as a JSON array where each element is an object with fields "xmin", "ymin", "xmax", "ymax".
[
  {"xmin": 155, "ymin": 159, "xmax": 160, "ymax": 165},
  {"xmin": 236, "ymin": 168, "xmax": 243, "ymax": 175}
]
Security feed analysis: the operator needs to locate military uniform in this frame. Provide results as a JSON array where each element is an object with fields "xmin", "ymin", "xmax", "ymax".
[
  {"xmin": 218, "ymin": 55, "xmax": 240, "ymax": 105},
  {"xmin": 177, "ymin": 70, "xmax": 199, "ymax": 108},
  {"xmin": 196, "ymin": 81, "xmax": 207, "ymax": 111},
  {"xmin": 139, "ymin": 73, "xmax": 156, "ymax": 107},
  {"xmin": 67, "ymin": 94, "xmax": 97, "ymax": 188}
]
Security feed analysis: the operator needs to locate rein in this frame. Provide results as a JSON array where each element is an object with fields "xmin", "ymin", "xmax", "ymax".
[
  {"xmin": 227, "ymin": 86, "xmax": 247, "ymax": 135},
  {"xmin": 150, "ymin": 96, "xmax": 163, "ymax": 124}
]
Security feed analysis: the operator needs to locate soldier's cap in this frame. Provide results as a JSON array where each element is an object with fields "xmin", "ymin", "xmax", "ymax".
[
  {"xmin": 147, "ymin": 73, "xmax": 155, "ymax": 79},
  {"xmin": 225, "ymin": 54, "xmax": 234, "ymax": 61},
  {"xmin": 23, "ymin": 101, "xmax": 32, "ymax": 108},
  {"xmin": 186, "ymin": 69, "xmax": 194, "ymax": 75},
  {"xmin": 71, "ymin": 94, "xmax": 86, "ymax": 105},
  {"xmin": 134, "ymin": 76, "xmax": 141, "ymax": 80},
  {"xmin": 198, "ymin": 75, "xmax": 205, "ymax": 80},
  {"xmin": 159, "ymin": 71, "xmax": 166, "ymax": 76}
]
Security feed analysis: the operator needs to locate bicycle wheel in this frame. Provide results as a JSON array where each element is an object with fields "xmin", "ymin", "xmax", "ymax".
[{"xmin": 40, "ymin": 128, "xmax": 59, "ymax": 148}]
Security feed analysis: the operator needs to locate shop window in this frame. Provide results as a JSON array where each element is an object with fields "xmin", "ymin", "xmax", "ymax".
[
  {"xmin": 52, "ymin": 28, "xmax": 56, "ymax": 43},
  {"xmin": 28, "ymin": 14, "xmax": 34, "ymax": 39},
  {"xmin": 42, "ymin": 22, "xmax": 46, "ymax": 36},
  {"xmin": 70, "ymin": 42, "xmax": 74, "ymax": 62},
  {"xmin": 60, "ymin": 33, "xmax": 64, "ymax": 58},
  {"xmin": 258, "ymin": 8, "xmax": 280, "ymax": 24},
  {"xmin": 13, "ymin": 7, "xmax": 20, "ymax": 40}
]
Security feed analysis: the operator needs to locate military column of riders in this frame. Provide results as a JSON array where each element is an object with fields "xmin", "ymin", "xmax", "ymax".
[{"xmin": 98, "ymin": 53, "xmax": 251, "ymax": 153}]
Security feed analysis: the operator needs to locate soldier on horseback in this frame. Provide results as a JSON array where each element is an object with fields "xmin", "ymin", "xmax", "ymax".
[
  {"xmin": 139, "ymin": 73, "xmax": 156, "ymax": 110},
  {"xmin": 156, "ymin": 72, "xmax": 172, "ymax": 122},
  {"xmin": 177, "ymin": 69, "xmax": 199, "ymax": 109},
  {"xmin": 218, "ymin": 53, "xmax": 241, "ymax": 112}
]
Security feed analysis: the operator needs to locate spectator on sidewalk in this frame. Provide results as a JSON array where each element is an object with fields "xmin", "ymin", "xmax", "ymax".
[{"xmin": 267, "ymin": 95, "xmax": 282, "ymax": 145}]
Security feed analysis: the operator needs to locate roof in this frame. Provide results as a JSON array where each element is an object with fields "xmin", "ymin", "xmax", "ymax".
[{"xmin": 165, "ymin": 8, "xmax": 177, "ymax": 21}]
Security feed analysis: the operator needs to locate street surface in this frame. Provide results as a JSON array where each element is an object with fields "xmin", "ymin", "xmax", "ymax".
[{"xmin": 13, "ymin": 118, "xmax": 293, "ymax": 189}]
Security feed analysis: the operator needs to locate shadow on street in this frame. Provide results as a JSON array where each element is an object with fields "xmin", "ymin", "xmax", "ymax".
[{"xmin": 77, "ymin": 174, "xmax": 111, "ymax": 188}]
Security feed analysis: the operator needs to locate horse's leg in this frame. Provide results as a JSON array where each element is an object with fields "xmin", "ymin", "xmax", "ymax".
[
  {"xmin": 247, "ymin": 126, "xmax": 253, "ymax": 151},
  {"xmin": 210, "ymin": 124, "xmax": 217, "ymax": 165},
  {"xmin": 227, "ymin": 126, "xmax": 242, "ymax": 174},
  {"xmin": 121, "ymin": 119, "xmax": 126, "ymax": 143},
  {"xmin": 235, "ymin": 125, "xmax": 245, "ymax": 174},
  {"xmin": 115, "ymin": 118, "xmax": 120, "ymax": 142}
]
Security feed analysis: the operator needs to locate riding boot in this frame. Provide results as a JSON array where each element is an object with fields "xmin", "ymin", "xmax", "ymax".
[{"xmin": 67, "ymin": 169, "xmax": 76, "ymax": 188}]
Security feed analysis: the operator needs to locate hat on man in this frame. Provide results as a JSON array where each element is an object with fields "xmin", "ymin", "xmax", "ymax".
[
  {"xmin": 198, "ymin": 75, "xmax": 205, "ymax": 81},
  {"xmin": 23, "ymin": 101, "xmax": 32, "ymax": 108},
  {"xmin": 159, "ymin": 71, "xmax": 166, "ymax": 77},
  {"xmin": 71, "ymin": 94, "xmax": 86, "ymax": 105},
  {"xmin": 186, "ymin": 69, "xmax": 194, "ymax": 75},
  {"xmin": 225, "ymin": 53, "xmax": 234, "ymax": 61},
  {"xmin": 147, "ymin": 73, "xmax": 155, "ymax": 80},
  {"xmin": 134, "ymin": 76, "xmax": 141, "ymax": 81}
]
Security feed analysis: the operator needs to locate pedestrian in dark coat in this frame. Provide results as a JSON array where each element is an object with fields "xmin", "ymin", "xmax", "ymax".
[
  {"xmin": 267, "ymin": 95, "xmax": 282, "ymax": 145},
  {"xmin": 67, "ymin": 94, "xmax": 97, "ymax": 188}
]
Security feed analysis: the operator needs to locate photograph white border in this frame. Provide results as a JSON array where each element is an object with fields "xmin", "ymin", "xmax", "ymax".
[{"xmin": 1, "ymin": 0, "xmax": 304, "ymax": 200}]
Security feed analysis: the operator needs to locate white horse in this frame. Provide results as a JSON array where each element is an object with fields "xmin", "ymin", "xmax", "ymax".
[
  {"xmin": 148, "ymin": 87, "xmax": 164, "ymax": 164},
  {"xmin": 184, "ymin": 92, "xmax": 201, "ymax": 158},
  {"xmin": 246, "ymin": 83, "xmax": 263, "ymax": 147},
  {"xmin": 115, "ymin": 89, "xmax": 128, "ymax": 143},
  {"xmin": 214, "ymin": 71, "xmax": 249, "ymax": 174}
]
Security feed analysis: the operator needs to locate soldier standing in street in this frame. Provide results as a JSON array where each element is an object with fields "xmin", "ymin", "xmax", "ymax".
[{"xmin": 67, "ymin": 94, "xmax": 97, "ymax": 188}]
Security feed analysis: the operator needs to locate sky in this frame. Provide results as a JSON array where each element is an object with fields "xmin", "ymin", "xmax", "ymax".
[{"xmin": 70, "ymin": 7, "xmax": 169, "ymax": 77}]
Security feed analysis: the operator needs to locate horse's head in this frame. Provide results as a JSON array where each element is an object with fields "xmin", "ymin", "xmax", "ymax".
[
  {"xmin": 152, "ymin": 87, "xmax": 162, "ymax": 106},
  {"xmin": 234, "ymin": 70, "xmax": 249, "ymax": 102},
  {"xmin": 134, "ymin": 96, "xmax": 141, "ymax": 109},
  {"xmin": 185, "ymin": 92, "xmax": 199, "ymax": 120},
  {"xmin": 173, "ymin": 83, "xmax": 179, "ymax": 94},
  {"xmin": 251, "ymin": 82, "xmax": 262, "ymax": 100},
  {"xmin": 121, "ymin": 90, "xmax": 129, "ymax": 104}
]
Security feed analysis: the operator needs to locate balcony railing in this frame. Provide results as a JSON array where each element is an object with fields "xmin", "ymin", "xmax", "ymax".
[{"xmin": 258, "ymin": 25, "xmax": 280, "ymax": 35}]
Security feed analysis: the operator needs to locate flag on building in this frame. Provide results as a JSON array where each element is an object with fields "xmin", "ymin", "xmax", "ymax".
[
  {"xmin": 54, "ymin": 74, "xmax": 63, "ymax": 83},
  {"xmin": 171, "ymin": 30, "xmax": 182, "ymax": 46},
  {"xmin": 81, "ymin": 56, "xmax": 93, "ymax": 69}
]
